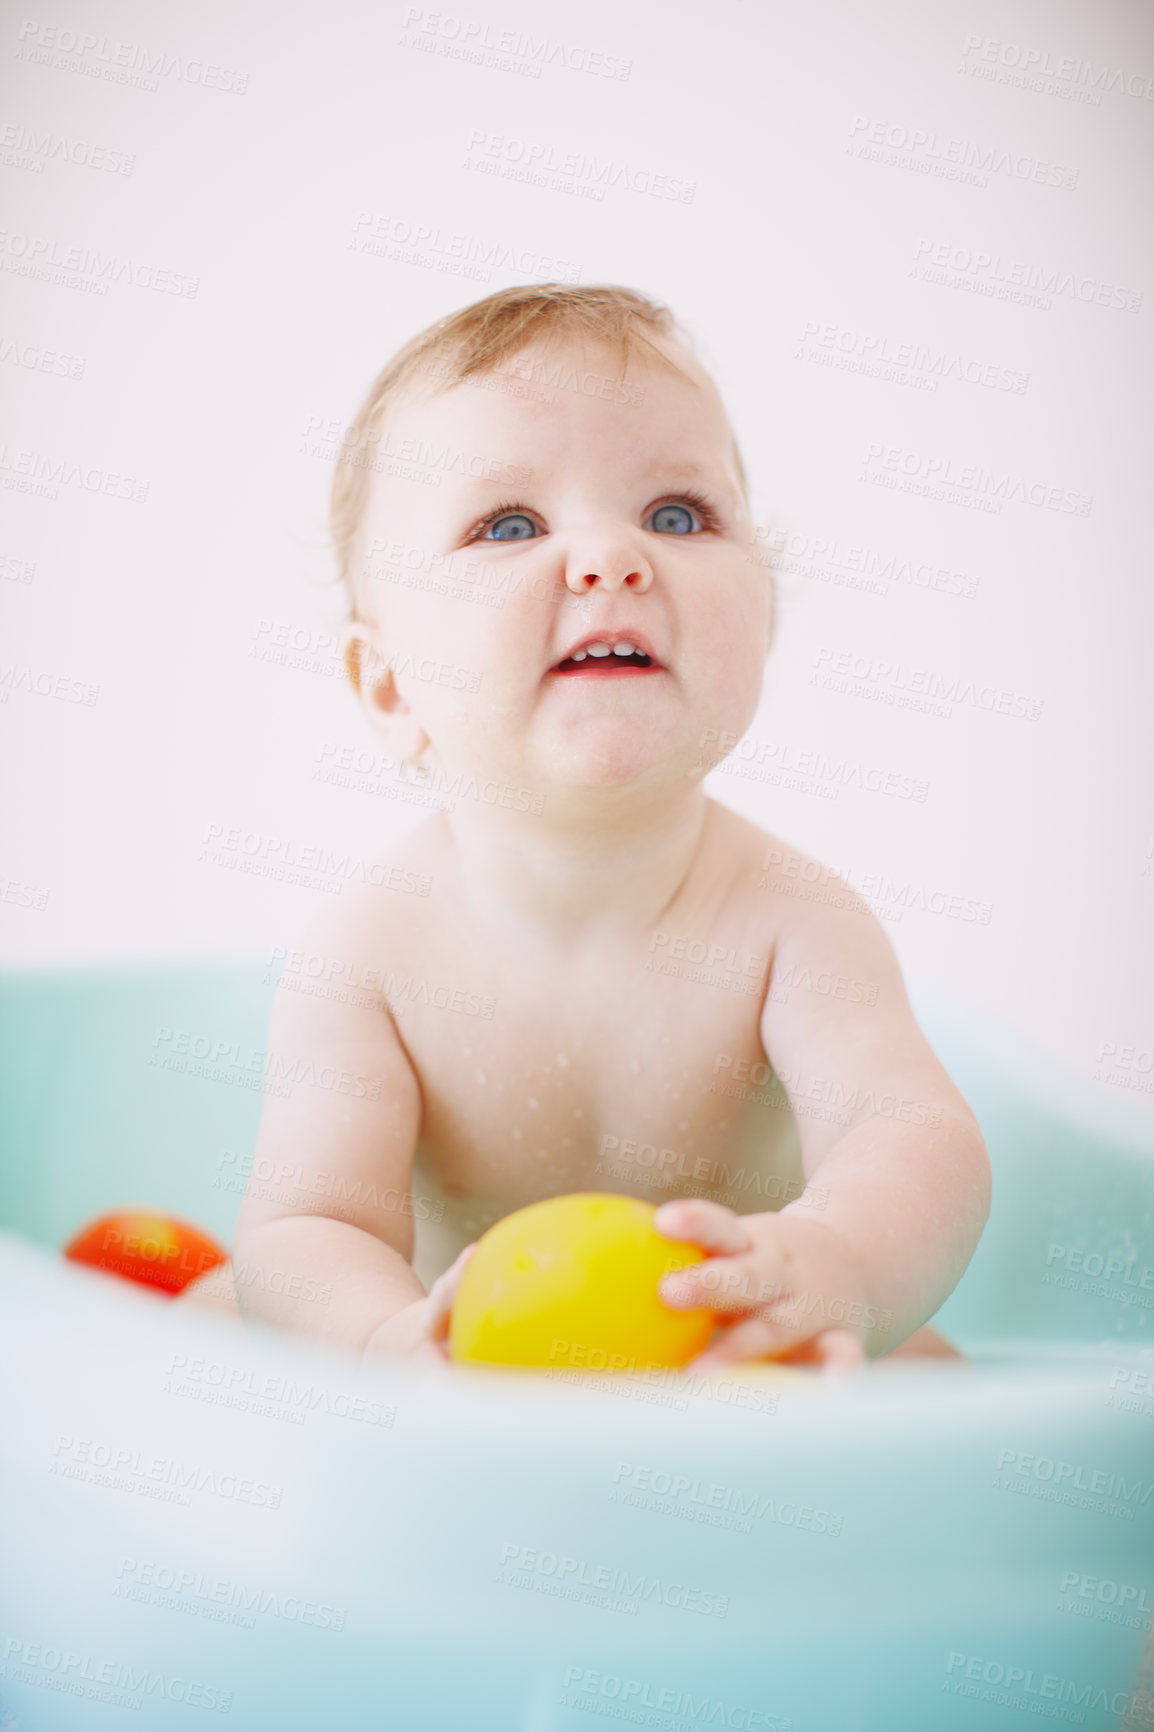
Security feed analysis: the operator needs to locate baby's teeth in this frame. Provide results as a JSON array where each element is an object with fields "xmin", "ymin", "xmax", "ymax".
[
  {"xmin": 587, "ymin": 642, "xmax": 612, "ymax": 657},
  {"xmin": 613, "ymin": 642, "xmax": 636, "ymax": 657},
  {"xmin": 571, "ymin": 649, "xmax": 587, "ymax": 661}
]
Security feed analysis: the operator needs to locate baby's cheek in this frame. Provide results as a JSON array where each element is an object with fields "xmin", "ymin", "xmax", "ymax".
[{"xmin": 705, "ymin": 662, "xmax": 763, "ymax": 747}]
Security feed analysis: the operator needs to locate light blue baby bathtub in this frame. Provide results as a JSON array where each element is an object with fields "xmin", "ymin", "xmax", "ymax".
[{"xmin": 0, "ymin": 961, "xmax": 1151, "ymax": 1732}]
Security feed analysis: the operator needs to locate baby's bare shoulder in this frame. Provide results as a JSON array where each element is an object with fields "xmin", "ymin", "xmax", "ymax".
[
  {"xmin": 701, "ymin": 803, "xmax": 890, "ymax": 982},
  {"xmin": 750, "ymin": 832, "xmax": 875, "ymax": 927},
  {"xmin": 279, "ymin": 815, "xmax": 450, "ymax": 992}
]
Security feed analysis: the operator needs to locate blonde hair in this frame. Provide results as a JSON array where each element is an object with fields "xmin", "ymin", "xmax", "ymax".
[{"xmin": 329, "ymin": 282, "xmax": 752, "ymax": 624}]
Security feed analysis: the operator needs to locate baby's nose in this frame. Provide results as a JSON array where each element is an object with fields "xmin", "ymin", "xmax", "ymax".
[
  {"xmin": 564, "ymin": 557, "xmax": 654, "ymax": 596},
  {"xmin": 577, "ymin": 569, "xmax": 642, "ymax": 589}
]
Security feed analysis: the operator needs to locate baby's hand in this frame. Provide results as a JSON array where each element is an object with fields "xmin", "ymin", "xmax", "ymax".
[
  {"xmin": 654, "ymin": 1199, "xmax": 870, "ymax": 1374},
  {"xmin": 361, "ymin": 1244, "xmax": 477, "ymax": 1368}
]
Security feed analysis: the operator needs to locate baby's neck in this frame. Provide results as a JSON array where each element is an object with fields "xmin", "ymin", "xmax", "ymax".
[{"xmin": 441, "ymin": 785, "xmax": 713, "ymax": 939}]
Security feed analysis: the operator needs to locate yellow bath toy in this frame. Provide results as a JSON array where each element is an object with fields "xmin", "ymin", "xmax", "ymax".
[{"xmin": 449, "ymin": 1192, "xmax": 715, "ymax": 1370}]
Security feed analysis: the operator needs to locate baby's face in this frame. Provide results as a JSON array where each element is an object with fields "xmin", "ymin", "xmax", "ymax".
[{"xmin": 352, "ymin": 334, "xmax": 769, "ymax": 801}]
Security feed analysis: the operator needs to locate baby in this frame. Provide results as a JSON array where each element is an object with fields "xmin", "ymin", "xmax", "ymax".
[{"xmin": 212, "ymin": 283, "xmax": 990, "ymax": 1373}]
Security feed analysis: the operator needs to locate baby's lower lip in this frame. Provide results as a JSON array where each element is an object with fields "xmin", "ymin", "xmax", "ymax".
[{"xmin": 549, "ymin": 662, "xmax": 665, "ymax": 677}]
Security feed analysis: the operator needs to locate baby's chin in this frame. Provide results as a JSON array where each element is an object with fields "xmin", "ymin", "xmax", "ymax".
[{"xmin": 528, "ymin": 714, "xmax": 703, "ymax": 794}]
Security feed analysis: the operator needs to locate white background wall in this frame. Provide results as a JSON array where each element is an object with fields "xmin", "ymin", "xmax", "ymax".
[{"xmin": 1, "ymin": 0, "xmax": 1151, "ymax": 1115}]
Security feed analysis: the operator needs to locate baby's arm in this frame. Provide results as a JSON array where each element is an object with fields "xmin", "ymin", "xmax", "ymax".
[
  {"xmin": 231, "ymin": 900, "xmax": 436, "ymax": 1358},
  {"xmin": 659, "ymin": 868, "xmax": 991, "ymax": 1359}
]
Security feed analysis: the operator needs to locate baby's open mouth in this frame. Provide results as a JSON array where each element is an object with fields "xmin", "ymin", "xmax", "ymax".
[{"xmin": 552, "ymin": 640, "xmax": 661, "ymax": 675}]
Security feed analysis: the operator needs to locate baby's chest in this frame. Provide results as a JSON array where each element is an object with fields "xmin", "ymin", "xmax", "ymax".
[{"xmin": 398, "ymin": 953, "xmax": 803, "ymax": 1227}]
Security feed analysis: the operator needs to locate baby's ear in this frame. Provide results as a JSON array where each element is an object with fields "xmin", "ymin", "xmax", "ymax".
[
  {"xmin": 341, "ymin": 619, "xmax": 380, "ymax": 699},
  {"xmin": 341, "ymin": 620, "xmax": 429, "ymax": 765}
]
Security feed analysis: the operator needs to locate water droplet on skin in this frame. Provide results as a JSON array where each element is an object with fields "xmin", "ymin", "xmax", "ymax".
[
  {"xmin": 556, "ymin": 1054, "xmax": 569, "ymax": 1068},
  {"xmin": 630, "ymin": 1058, "xmax": 641, "ymax": 1075},
  {"xmin": 475, "ymin": 1070, "xmax": 487, "ymax": 1085},
  {"xmin": 512, "ymin": 1128, "xmax": 522, "ymax": 1140},
  {"xmin": 528, "ymin": 1097, "xmax": 539, "ymax": 1109}
]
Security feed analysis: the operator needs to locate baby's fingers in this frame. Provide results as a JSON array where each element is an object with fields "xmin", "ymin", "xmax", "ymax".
[
  {"xmin": 658, "ymin": 1248, "xmax": 784, "ymax": 1314},
  {"xmin": 690, "ymin": 1321, "xmax": 865, "ymax": 1377},
  {"xmin": 687, "ymin": 1314, "xmax": 792, "ymax": 1366},
  {"xmin": 424, "ymin": 1243, "xmax": 477, "ymax": 1340},
  {"xmin": 775, "ymin": 1328, "xmax": 867, "ymax": 1375},
  {"xmin": 812, "ymin": 1330, "xmax": 867, "ymax": 1375},
  {"xmin": 653, "ymin": 1198, "xmax": 751, "ymax": 1255},
  {"xmin": 655, "ymin": 1201, "xmax": 753, "ymax": 1313}
]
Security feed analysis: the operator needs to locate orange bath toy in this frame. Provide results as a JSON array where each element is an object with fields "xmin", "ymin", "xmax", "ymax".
[{"xmin": 64, "ymin": 1209, "xmax": 227, "ymax": 1296}]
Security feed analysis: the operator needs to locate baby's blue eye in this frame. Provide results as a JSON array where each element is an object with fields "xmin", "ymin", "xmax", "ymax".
[
  {"xmin": 650, "ymin": 503, "xmax": 697, "ymax": 535},
  {"xmin": 484, "ymin": 513, "xmax": 537, "ymax": 541}
]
